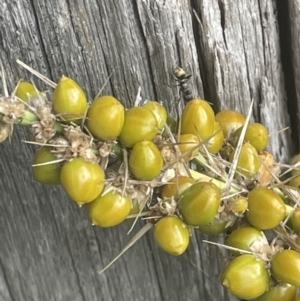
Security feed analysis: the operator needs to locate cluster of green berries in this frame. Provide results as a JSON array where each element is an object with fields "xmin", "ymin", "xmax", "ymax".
[{"xmin": 1, "ymin": 66, "xmax": 300, "ymax": 301}]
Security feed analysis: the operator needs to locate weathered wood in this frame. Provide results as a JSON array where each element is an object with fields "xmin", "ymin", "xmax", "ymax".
[
  {"xmin": 288, "ymin": 0, "xmax": 300, "ymax": 148},
  {"xmin": 194, "ymin": 0, "xmax": 294, "ymax": 162},
  {"xmin": 0, "ymin": 1, "xmax": 297, "ymax": 301}
]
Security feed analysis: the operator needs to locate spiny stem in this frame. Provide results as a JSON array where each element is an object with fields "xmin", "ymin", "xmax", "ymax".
[
  {"xmin": 225, "ymin": 99, "xmax": 254, "ymax": 193},
  {"xmin": 98, "ymin": 223, "xmax": 153, "ymax": 274},
  {"xmin": 16, "ymin": 59, "xmax": 56, "ymax": 88}
]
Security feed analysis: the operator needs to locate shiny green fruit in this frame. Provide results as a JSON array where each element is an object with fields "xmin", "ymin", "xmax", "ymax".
[
  {"xmin": 143, "ymin": 101, "xmax": 167, "ymax": 130},
  {"xmin": 162, "ymin": 116, "xmax": 177, "ymax": 138},
  {"xmin": 233, "ymin": 122, "xmax": 269, "ymax": 152},
  {"xmin": 225, "ymin": 227, "xmax": 265, "ymax": 253},
  {"xmin": 290, "ymin": 153, "xmax": 300, "ymax": 176},
  {"xmin": 256, "ymin": 282, "xmax": 296, "ymax": 301},
  {"xmin": 180, "ymin": 98, "xmax": 215, "ymax": 140},
  {"xmin": 119, "ymin": 107, "xmax": 158, "ymax": 148},
  {"xmin": 206, "ymin": 121, "xmax": 224, "ymax": 154},
  {"xmin": 271, "ymin": 250, "xmax": 300, "ymax": 286},
  {"xmin": 215, "ymin": 110, "xmax": 246, "ymax": 138},
  {"xmin": 86, "ymin": 95, "xmax": 125, "ymax": 140},
  {"xmin": 289, "ymin": 176, "xmax": 300, "ymax": 188},
  {"xmin": 154, "ymin": 216, "xmax": 190, "ymax": 255},
  {"xmin": 178, "ymin": 182, "xmax": 220, "ymax": 226},
  {"xmin": 52, "ymin": 76, "xmax": 87, "ymax": 121},
  {"xmin": 60, "ymin": 158, "xmax": 105, "ymax": 205},
  {"xmin": 161, "ymin": 176, "xmax": 195, "ymax": 199},
  {"xmin": 87, "ymin": 189, "xmax": 131, "ymax": 227},
  {"xmin": 289, "ymin": 154, "xmax": 300, "ymax": 187},
  {"xmin": 220, "ymin": 254, "xmax": 269, "ymax": 299},
  {"xmin": 291, "ymin": 208, "xmax": 300, "ymax": 233},
  {"xmin": 32, "ymin": 146, "xmax": 61, "ymax": 184},
  {"xmin": 230, "ymin": 142, "xmax": 261, "ymax": 178},
  {"xmin": 198, "ymin": 218, "xmax": 227, "ymax": 235},
  {"xmin": 178, "ymin": 134, "xmax": 199, "ymax": 161},
  {"xmin": 129, "ymin": 141, "xmax": 163, "ymax": 180},
  {"xmin": 246, "ymin": 186, "xmax": 286, "ymax": 230},
  {"xmin": 15, "ymin": 81, "xmax": 39, "ymax": 102}
]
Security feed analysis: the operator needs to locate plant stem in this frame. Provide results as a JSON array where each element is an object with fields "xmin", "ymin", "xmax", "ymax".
[
  {"xmin": 0, "ymin": 110, "xmax": 64, "ymax": 135},
  {"xmin": 19, "ymin": 110, "xmax": 38, "ymax": 125},
  {"xmin": 188, "ymin": 168, "xmax": 237, "ymax": 192}
]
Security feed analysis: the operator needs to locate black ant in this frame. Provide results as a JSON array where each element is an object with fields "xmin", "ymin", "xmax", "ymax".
[{"xmin": 174, "ymin": 67, "xmax": 194, "ymax": 103}]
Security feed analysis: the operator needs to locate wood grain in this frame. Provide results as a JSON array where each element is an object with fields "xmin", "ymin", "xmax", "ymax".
[{"xmin": 0, "ymin": 1, "xmax": 298, "ymax": 300}]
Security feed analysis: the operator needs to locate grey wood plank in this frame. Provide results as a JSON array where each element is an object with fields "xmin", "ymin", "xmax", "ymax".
[
  {"xmin": 194, "ymin": 0, "xmax": 294, "ymax": 162},
  {"xmin": 288, "ymin": 0, "xmax": 300, "ymax": 148},
  {"xmin": 0, "ymin": 1, "xmax": 297, "ymax": 301}
]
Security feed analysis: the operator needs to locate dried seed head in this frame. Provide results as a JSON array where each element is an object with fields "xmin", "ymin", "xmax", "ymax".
[
  {"xmin": 257, "ymin": 151, "xmax": 280, "ymax": 186},
  {"xmin": 97, "ymin": 141, "xmax": 113, "ymax": 158},
  {"xmin": 214, "ymin": 208, "xmax": 238, "ymax": 229},
  {"xmin": 97, "ymin": 141, "xmax": 114, "ymax": 169},
  {"xmin": 0, "ymin": 96, "xmax": 25, "ymax": 124},
  {"xmin": 29, "ymin": 92, "xmax": 57, "ymax": 143},
  {"xmin": 150, "ymin": 196, "xmax": 178, "ymax": 216},
  {"xmin": 0, "ymin": 121, "xmax": 12, "ymax": 143},
  {"xmin": 48, "ymin": 126, "xmax": 99, "ymax": 162},
  {"xmin": 226, "ymin": 196, "xmax": 248, "ymax": 216},
  {"xmin": 31, "ymin": 119, "xmax": 56, "ymax": 143},
  {"xmin": 50, "ymin": 137, "xmax": 69, "ymax": 153},
  {"xmin": 61, "ymin": 126, "xmax": 98, "ymax": 162}
]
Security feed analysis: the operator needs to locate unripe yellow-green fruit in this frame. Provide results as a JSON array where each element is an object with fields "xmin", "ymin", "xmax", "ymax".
[
  {"xmin": 179, "ymin": 182, "xmax": 220, "ymax": 227},
  {"xmin": 220, "ymin": 254, "xmax": 269, "ymax": 299},
  {"xmin": 230, "ymin": 142, "xmax": 261, "ymax": 178},
  {"xmin": 129, "ymin": 141, "xmax": 163, "ymax": 180},
  {"xmin": 290, "ymin": 208, "xmax": 300, "ymax": 233},
  {"xmin": 271, "ymin": 249, "xmax": 300, "ymax": 286},
  {"xmin": 290, "ymin": 153, "xmax": 300, "ymax": 176},
  {"xmin": 198, "ymin": 218, "xmax": 227, "ymax": 235},
  {"xmin": 161, "ymin": 176, "xmax": 195, "ymax": 199},
  {"xmin": 52, "ymin": 76, "xmax": 88, "ymax": 122},
  {"xmin": 60, "ymin": 158, "xmax": 105, "ymax": 205},
  {"xmin": 178, "ymin": 133, "xmax": 199, "ymax": 161},
  {"xmin": 88, "ymin": 189, "xmax": 132, "ymax": 227},
  {"xmin": 180, "ymin": 98, "xmax": 215, "ymax": 140},
  {"xmin": 32, "ymin": 146, "xmax": 61, "ymax": 185},
  {"xmin": 154, "ymin": 216, "xmax": 190, "ymax": 255},
  {"xmin": 256, "ymin": 282, "xmax": 296, "ymax": 301},
  {"xmin": 162, "ymin": 116, "xmax": 177, "ymax": 138},
  {"xmin": 15, "ymin": 81, "xmax": 39, "ymax": 102},
  {"xmin": 119, "ymin": 107, "xmax": 158, "ymax": 148},
  {"xmin": 289, "ymin": 176, "xmax": 300, "ymax": 188},
  {"xmin": 215, "ymin": 110, "xmax": 245, "ymax": 138},
  {"xmin": 233, "ymin": 122, "xmax": 268, "ymax": 152},
  {"xmin": 225, "ymin": 227, "xmax": 265, "ymax": 252},
  {"xmin": 246, "ymin": 186, "xmax": 286, "ymax": 230},
  {"xmin": 206, "ymin": 121, "xmax": 224, "ymax": 154},
  {"xmin": 86, "ymin": 95, "xmax": 125, "ymax": 140},
  {"xmin": 143, "ymin": 101, "xmax": 167, "ymax": 130}
]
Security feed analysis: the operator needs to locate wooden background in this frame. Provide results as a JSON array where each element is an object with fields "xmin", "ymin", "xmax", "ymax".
[{"xmin": 0, "ymin": 0, "xmax": 299, "ymax": 300}]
